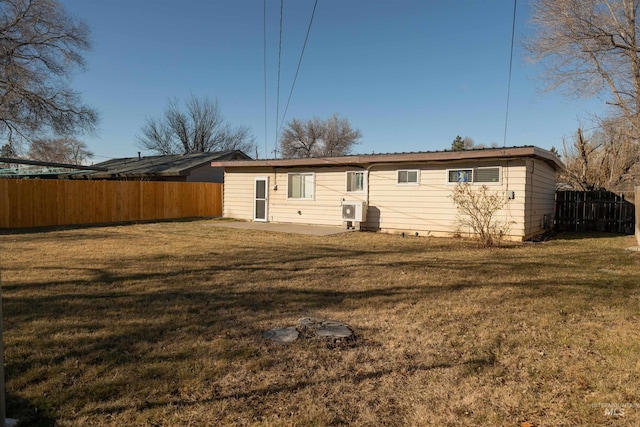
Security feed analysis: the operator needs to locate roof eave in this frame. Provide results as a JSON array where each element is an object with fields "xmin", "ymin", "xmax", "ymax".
[{"xmin": 213, "ymin": 147, "xmax": 565, "ymax": 170}]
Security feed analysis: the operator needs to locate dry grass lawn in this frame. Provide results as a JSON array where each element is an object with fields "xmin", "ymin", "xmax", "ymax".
[{"xmin": 1, "ymin": 220, "xmax": 639, "ymax": 426}]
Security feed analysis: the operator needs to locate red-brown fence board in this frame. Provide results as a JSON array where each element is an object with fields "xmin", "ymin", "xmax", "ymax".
[{"xmin": 0, "ymin": 179, "xmax": 223, "ymax": 229}]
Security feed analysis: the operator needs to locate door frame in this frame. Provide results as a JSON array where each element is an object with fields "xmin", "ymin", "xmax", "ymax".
[{"xmin": 253, "ymin": 176, "xmax": 269, "ymax": 222}]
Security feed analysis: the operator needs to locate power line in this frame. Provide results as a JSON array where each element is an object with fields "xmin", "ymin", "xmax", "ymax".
[
  {"xmin": 274, "ymin": 0, "xmax": 284, "ymax": 158},
  {"xmin": 277, "ymin": 0, "xmax": 319, "ymax": 137},
  {"xmin": 263, "ymin": 0, "xmax": 268, "ymax": 159},
  {"xmin": 503, "ymin": 0, "xmax": 517, "ymax": 148}
]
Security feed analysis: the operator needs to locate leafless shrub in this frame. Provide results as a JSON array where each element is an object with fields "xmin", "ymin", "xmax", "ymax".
[{"xmin": 450, "ymin": 183, "xmax": 511, "ymax": 247}]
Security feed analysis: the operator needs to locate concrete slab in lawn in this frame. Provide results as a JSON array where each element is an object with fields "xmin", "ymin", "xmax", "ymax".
[
  {"xmin": 262, "ymin": 327, "xmax": 299, "ymax": 343},
  {"xmin": 298, "ymin": 318, "xmax": 353, "ymax": 338},
  {"xmin": 263, "ymin": 318, "xmax": 354, "ymax": 344},
  {"xmin": 207, "ymin": 220, "xmax": 353, "ymax": 236}
]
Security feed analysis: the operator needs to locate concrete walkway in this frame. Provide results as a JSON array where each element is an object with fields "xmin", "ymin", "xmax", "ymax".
[{"xmin": 206, "ymin": 220, "xmax": 353, "ymax": 236}]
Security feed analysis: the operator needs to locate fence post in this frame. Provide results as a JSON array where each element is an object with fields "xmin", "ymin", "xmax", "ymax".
[
  {"xmin": 0, "ymin": 277, "xmax": 18, "ymax": 426},
  {"xmin": 618, "ymin": 193, "xmax": 623, "ymax": 234}
]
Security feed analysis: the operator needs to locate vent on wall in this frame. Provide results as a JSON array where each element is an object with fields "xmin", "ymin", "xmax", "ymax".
[{"xmin": 342, "ymin": 201, "xmax": 366, "ymax": 222}]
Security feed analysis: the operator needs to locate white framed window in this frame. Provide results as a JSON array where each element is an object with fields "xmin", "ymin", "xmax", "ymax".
[
  {"xmin": 448, "ymin": 169, "xmax": 473, "ymax": 183},
  {"xmin": 474, "ymin": 167, "xmax": 501, "ymax": 183},
  {"xmin": 287, "ymin": 172, "xmax": 315, "ymax": 199},
  {"xmin": 346, "ymin": 171, "xmax": 365, "ymax": 192},
  {"xmin": 397, "ymin": 169, "xmax": 419, "ymax": 185},
  {"xmin": 447, "ymin": 167, "xmax": 501, "ymax": 184}
]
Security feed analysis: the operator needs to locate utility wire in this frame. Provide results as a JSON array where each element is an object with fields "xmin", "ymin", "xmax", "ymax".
[
  {"xmin": 503, "ymin": 0, "xmax": 517, "ymax": 148},
  {"xmin": 274, "ymin": 0, "xmax": 284, "ymax": 158},
  {"xmin": 263, "ymin": 0, "xmax": 268, "ymax": 159},
  {"xmin": 277, "ymin": 0, "xmax": 319, "ymax": 137}
]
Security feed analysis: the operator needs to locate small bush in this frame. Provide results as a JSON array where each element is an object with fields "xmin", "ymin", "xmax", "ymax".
[{"xmin": 450, "ymin": 183, "xmax": 511, "ymax": 247}]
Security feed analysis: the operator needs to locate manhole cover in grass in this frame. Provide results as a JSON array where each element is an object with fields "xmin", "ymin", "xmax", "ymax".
[
  {"xmin": 297, "ymin": 318, "xmax": 353, "ymax": 338},
  {"xmin": 263, "ymin": 318, "xmax": 355, "ymax": 346},
  {"xmin": 262, "ymin": 326, "xmax": 299, "ymax": 343}
]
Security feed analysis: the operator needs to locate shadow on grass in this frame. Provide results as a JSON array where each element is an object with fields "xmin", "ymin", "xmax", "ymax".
[
  {"xmin": 2, "ymin": 228, "xmax": 639, "ymax": 423},
  {"xmin": 551, "ymin": 230, "xmax": 634, "ymax": 240},
  {"xmin": 4, "ymin": 268, "xmax": 635, "ymax": 392},
  {"xmin": 4, "ymin": 236, "xmax": 639, "ymax": 332},
  {"xmin": 82, "ymin": 353, "xmax": 498, "ymax": 417},
  {"xmin": 205, "ymin": 354, "xmax": 497, "ymax": 403},
  {"xmin": 6, "ymin": 393, "xmax": 57, "ymax": 427},
  {"xmin": 0, "ymin": 217, "xmax": 217, "ymax": 236}
]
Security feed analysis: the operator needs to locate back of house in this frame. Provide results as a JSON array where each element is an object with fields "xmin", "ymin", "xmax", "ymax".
[{"xmin": 215, "ymin": 146, "xmax": 563, "ymax": 241}]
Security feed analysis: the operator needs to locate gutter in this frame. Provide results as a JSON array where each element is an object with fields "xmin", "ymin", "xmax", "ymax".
[{"xmin": 211, "ymin": 146, "xmax": 564, "ymax": 171}]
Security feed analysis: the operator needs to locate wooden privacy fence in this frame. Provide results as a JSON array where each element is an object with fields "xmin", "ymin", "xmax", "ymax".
[
  {"xmin": 554, "ymin": 190, "xmax": 635, "ymax": 234},
  {"xmin": 636, "ymin": 186, "xmax": 639, "ymax": 245},
  {"xmin": 0, "ymin": 179, "xmax": 223, "ymax": 229}
]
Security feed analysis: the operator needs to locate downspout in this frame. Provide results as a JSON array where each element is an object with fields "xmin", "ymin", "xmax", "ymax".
[
  {"xmin": 365, "ymin": 162, "xmax": 402, "ymax": 206},
  {"xmin": 365, "ymin": 164, "xmax": 374, "ymax": 206},
  {"xmin": 528, "ymin": 159, "xmax": 535, "ymax": 238},
  {"xmin": 504, "ymin": 159, "xmax": 512, "ymax": 236},
  {"xmin": 363, "ymin": 162, "xmax": 416, "ymax": 230}
]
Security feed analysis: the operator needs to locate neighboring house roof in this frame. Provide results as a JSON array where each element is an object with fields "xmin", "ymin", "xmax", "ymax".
[
  {"xmin": 0, "ymin": 157, "xmax": 108, "ymax": 170},
  {"xmin": 0, "ymin": 157, "xmax": 107, "ymax": 177},
  {"xmin": 213, "ymin": 146, "xmax": 564, "ymax": 171},
  {"xmin": 73, "ymin": 150, "xmax": 251, "ymax": 179}
]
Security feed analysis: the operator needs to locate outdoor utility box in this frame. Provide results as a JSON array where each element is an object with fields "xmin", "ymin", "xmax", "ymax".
[{"xmin": 342, "ymin": 201, "xmax": 367, "ymax": 230}]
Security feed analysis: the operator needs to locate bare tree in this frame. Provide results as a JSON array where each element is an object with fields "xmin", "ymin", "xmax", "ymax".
[
  {"xmin": 323, "ymin": 114, "xmax": 362, "ymax": 156},
  {"xmin": 279, "ymin": 117, "xmax": 322, "ymax": 158},
  {"xmin": 561, "ymin": 128, "xmax": 599, "ymax": 191},
  {"xmin": 0, "ymin": 0, "xmax": 99, "ymax": 143},
  {"xmin": 137, "ymin": 95, "xmax": 255, "ymax": 155},
  {"xmin": 527, "ymin": 0, "xmax": 640, "ymax": 132},
  {"xmin": 28, "ymin": 137, "xmax": 93, "ymax": 164},
  {"xmin": 280, "ymin": 113, "xmax": 361, "ymax": 158},
  {"xmin": 528, "ymin": 0, "xmax": 640, "ymax": 200},
  {"xmin": 561, "ymin": 123, "xmax": 640, "ymax": 197},
  {"xmin": 0, "ymin": 143, "xmax": 16, "ymax": 157}
]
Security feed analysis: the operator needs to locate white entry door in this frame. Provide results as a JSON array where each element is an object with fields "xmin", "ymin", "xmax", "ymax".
[{"xmin": 254, "ymin": 177, "xmax": 269, "ymax": 221}]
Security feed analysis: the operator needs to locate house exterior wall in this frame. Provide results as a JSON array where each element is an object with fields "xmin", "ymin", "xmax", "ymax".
[
  {"xmin": 222, "ymin": 157, "xmax": 558, "ymax": 240},
  {"xmin": 223, "ymin": 167, "xmax": 264, "ymax": 220},
  {"xmin": 524, "ymin": 159, "xmax": 557, "ymax": 239},
  {"xmin": 365, "ymin": 159, "xmax": 528, "ymax": 238},
  {"xmin": 268, "ymin": 167, "xmax": 366, "ymax": 225},
  {"xmin": 223, "ymin": 166, "xmax": 366, "ymax": 225}
]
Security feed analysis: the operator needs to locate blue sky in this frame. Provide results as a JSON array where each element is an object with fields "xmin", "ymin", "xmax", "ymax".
[{"xmin": 59, "ymin": 0, "xmax": 605, "ymax": 161}]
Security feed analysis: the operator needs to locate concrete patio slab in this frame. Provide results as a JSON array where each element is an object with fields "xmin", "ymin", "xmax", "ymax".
[{"xmin": 205, "ymin": 220, "xmax": 353, "ymax": 236}]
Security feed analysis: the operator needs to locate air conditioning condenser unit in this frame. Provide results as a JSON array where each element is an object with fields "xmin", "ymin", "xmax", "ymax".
[{"xmin": 342, "ymin": 201, "xmax": 367, "ymax": 222}]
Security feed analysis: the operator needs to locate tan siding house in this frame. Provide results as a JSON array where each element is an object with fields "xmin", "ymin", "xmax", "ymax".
[{"xmin": 215, "ymin": 147, "xmax": 563, "ymax": 241}]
